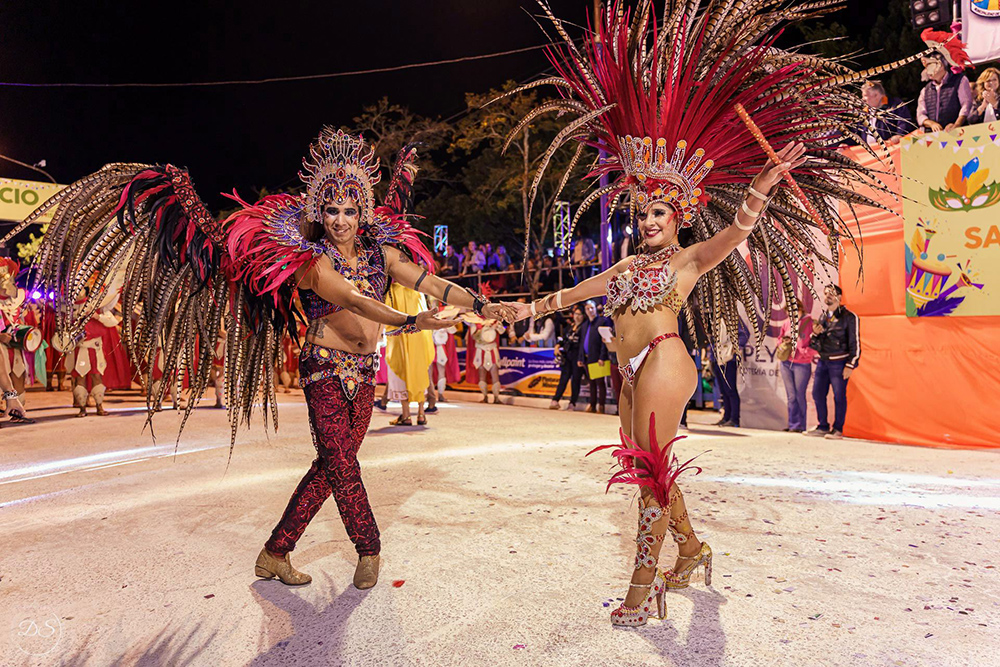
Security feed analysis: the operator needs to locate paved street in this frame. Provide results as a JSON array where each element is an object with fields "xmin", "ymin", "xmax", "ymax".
[{"xmin": 1, "ymin": 389, "xmax": 998, "ymax": 666}]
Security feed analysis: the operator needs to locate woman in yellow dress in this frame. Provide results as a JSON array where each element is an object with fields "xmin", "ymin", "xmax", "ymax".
[{"xmin": 385, "ymin": 283, "xmax": 435, "ymax": 426}]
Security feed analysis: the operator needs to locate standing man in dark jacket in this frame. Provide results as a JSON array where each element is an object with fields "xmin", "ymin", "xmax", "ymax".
[
  {"xmin": 578, "ymin": 300, "xmax": 610, "ymax": 413},
  {"xmin": 807, "ymin": 284, "xmax": 860, "ymax": 440},
  {"xmin": 857, "ymin": 80, "xmax": 915, "ymax": 144}
]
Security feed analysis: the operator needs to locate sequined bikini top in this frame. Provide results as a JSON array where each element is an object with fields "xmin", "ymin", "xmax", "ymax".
[
  {"xmin": 605, "ymin": 245, "xmax": 685, "ymax": 317},
  {"xmin": 300, "ymin": 239, "xmax": 388, "ymax": 320}
]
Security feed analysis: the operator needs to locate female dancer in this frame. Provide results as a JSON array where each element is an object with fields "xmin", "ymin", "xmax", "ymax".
[
  {"xmin": 504, "ymin": 0, "xmax": 937, "ymax": 625},
  {"xmin": 514, "ymin": 143, "xmax": 804, "ymax": 622}
]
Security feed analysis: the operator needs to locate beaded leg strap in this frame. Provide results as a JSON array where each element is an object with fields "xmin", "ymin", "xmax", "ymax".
[
  {"xmin": 635, "ymin": 503, "xmax": 666, "ymax": 570},
  {"xmin": 667, "ymin": 508, "xmax": 695, "ymax": 544},
  {"xmin": 661, "ymin": 487, "xmax": 692, "ymax": 544}
]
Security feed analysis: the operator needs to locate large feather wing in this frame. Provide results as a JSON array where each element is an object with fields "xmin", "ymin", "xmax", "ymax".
[{"xmin": 4, "ymin": 165, "xmax": 304, "ymax": 455}]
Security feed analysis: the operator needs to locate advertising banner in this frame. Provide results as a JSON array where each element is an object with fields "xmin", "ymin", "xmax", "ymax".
[
  {"xmin": 453, "ymin": 346, "xmax": 561, "ymax": 397},
  {"xmin": 737, "ymin": 253, "xmax": 834, "ymax": 431},
  {"xmin": 0, "ymin": 178, "xmax": 63, "ymax": 223},
  {"xmin": 901, "ymin": 123, "xmax": 1000, "ymax": 317},
  {"xmin": 963, "ymin": 0, "xmax": 1000, "ymax": 64}
]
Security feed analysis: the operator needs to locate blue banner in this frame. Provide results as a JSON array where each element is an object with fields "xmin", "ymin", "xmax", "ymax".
[{"xmin": 454, "ymin": 346, "xmax": 562, "ymax": 397}]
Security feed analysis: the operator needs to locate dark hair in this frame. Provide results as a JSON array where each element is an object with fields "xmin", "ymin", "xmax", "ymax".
[
  {"xmin": 826, "ymin": 283, "xmax": 843, "ymax": 296},
  {"xmin": 301, "ymin": 212, "xmax": 323, "ymax": 243}
]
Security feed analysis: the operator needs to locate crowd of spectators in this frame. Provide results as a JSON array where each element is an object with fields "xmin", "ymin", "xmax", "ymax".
[
  {"xmin": 847, "ymin": 56, "xmax": 998, "ymax": 146},
  {"xmin": 434, "ymin": 238, "xmax": 600, "ymax": 297}
]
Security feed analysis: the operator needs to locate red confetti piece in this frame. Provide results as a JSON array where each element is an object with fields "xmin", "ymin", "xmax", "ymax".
[
  {"xmin": 391, "ymin": 580, "xmax": 405, "ymax": 588},
  {"xmin": 204, "ymin": 594, "xmax": 215, "ymax": 599}
]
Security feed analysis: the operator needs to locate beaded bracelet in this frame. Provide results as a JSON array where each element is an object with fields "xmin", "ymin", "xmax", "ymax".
[
  {"xmin": 471, "ymin": 292, "xmax": 489, "ymax": 316},
  {"xmin": 387, "ymin": 316, "xmax": 420, "ymax": 336}
]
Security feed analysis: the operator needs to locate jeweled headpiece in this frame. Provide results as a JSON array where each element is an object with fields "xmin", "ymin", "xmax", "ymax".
[
  {"xmin": 620, "ymin": 136, "xmax": 714, "ymax": 226},
  {"xmin": 300, "ymin": 128, "xmax": 381, "ymax": 225}
]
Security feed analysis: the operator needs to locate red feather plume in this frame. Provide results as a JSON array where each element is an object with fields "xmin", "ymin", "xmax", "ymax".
[
  {"xmin": 222, "ymin": 191, "xmax": 319, "ymax": 301},
  {"xmin": 587, "ymin": 413, "xmax": 704, "ymax": 508}
]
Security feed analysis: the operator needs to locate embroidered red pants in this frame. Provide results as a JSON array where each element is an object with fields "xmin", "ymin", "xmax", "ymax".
[{"xmin": 265, "ymin": 372, "xmax": 380, "ymax": 557}]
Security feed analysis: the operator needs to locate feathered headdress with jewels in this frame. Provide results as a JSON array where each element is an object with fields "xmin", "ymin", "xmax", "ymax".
[
  {"xmin": 0, "ymin": 127, "xmax": 431, "ymax": 454},
  {"xmin": 226, "ymin": 129, "xmax": 432, "ymax": 298},
  {"xmin": 504, "ymin": 0, "xmax": 961, "ymax": 352},
  {"xmin": 301, "ymin": 128, "xmax": 380, "ymax": 228}
]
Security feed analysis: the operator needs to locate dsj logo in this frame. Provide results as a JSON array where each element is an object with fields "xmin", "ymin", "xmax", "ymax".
[
  {"xmin": 0, "ymin": 187, "xmax": 42, "ymax": 206},
  {"xmin": 11, "ymin": 611, "xmax": 62, "ymax": 656}
]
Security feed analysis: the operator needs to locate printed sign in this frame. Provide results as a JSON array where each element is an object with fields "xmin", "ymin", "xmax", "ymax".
[
  {"xmin": 901, "ymin": 123, "xmax": 999, "ymax": 316},
  {"xmin": 453, "ymin": 346, "xmax": 561, "ymax": 397},
  {"xmin": 0, "ymin": 178, "xmax": 64, "ymax": 223}
]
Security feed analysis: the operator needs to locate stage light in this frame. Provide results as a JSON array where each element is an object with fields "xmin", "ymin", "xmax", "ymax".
[
  {"xmin": 30, "ymin": 290, "xmax": 41, "ymax": 300},
  {"xmin": 910, "ymin": 0, "xmax": 950, "ymax": 29}
]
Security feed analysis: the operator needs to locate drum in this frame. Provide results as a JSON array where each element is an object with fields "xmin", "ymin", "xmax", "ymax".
[{"xmin": 4, "ymin": 325, "xmax": 41, "ymax": 352}]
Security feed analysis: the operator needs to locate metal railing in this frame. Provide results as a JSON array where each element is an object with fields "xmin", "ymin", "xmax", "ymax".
[{"xmin": 440, "ymin": 260, "xmax": 602, "ymax": 299}]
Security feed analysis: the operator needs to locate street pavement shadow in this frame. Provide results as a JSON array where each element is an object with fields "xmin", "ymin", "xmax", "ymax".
[
  {"xmin": 41, "ymin": 623, "xmax": 220, "ymax": 667},
  {"xmin": 247, "ymin": 572, "xmax": 365, "ymax": 665},
  {"xmin": 682, "ymin": 427, "xmax": 750, "ymax": 438},
  {"xmin": 643, "ymin": 586, "xmax": 728, "ymax": 667}
]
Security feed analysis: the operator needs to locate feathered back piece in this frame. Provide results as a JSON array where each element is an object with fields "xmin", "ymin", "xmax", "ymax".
[
  {"xmin": 503, "ymin": 0, "xmax": 951, "ymax": 354},
  {"xmin": 0, "ymin": 127, "xmax": 433, "ymax": 455},
  {"xmin": 1, "ymin": 164, "xmax": 292, "ymax": 453}
]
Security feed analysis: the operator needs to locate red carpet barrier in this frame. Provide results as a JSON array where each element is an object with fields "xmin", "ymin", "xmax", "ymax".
[{"xmin": 838, "ymin": 142, "xmax": 1000, "ymax": 449}]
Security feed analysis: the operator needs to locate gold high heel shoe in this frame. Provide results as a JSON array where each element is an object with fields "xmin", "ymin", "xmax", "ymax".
[
  {"xmin": 254, "ymin": 548, "xmax": 312, "ymax": 585},
  {"xmin": 664, "ymin": 541, "xmax": 713, "ymax": 589},
  {"xmin": 353, "ymin": 554, "xmax": 381, "ymax": 590},
  {"xmin": 610, "ymin": 499, "xmax": 669, "ymax": 627}
]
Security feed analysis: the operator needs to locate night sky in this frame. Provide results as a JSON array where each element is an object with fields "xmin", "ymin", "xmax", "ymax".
[{"xmin": 0, "ymin": 0, "xmax": 889, "ymax": 221}]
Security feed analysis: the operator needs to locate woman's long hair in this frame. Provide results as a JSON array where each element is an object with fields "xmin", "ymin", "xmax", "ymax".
[{"xmin": 976, "ymin": 67, "xmax": 1000, "ymax": 103}]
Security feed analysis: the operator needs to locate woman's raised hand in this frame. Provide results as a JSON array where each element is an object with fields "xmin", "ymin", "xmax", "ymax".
[{"xmin": 755, "ymin": 142, "xmax": 808, "ymax": 193}]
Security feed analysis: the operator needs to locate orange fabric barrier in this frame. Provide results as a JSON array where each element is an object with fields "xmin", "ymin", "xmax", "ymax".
[{"xmin": 837, "ymin": 142, "xmax": 1000, "ymax": 449}]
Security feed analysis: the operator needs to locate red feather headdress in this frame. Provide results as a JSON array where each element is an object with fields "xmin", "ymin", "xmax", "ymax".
[
  {"xmin": 921, "ymin": 28, "xmax": 973, "ymax": 72},
  {"xmin": 501, "ymin": 0, "xmax": 942, "ymax": 360}
]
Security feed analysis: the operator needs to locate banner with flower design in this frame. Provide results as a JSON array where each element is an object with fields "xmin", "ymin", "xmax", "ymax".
[{"xmin": 901, "ymin": 122, "xmax": 999, "ymax": 316}]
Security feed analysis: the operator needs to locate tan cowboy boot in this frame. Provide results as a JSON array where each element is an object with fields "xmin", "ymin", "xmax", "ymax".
[
  {"xmin": 254, "ymin": 548, "xmax": 312, "ymax": 585},
  {"xmin": 353, "ymin": 554, "xmax": 381, "ymax": 590}
]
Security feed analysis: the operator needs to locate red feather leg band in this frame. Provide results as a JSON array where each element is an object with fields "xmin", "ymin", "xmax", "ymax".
[{"xmin": 587, "ymin": 413, "xmax": 705, "ymax": 508}]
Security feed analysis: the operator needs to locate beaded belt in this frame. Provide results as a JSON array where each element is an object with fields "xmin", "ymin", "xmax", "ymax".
[
  {"xmin": 619, "ymin": 332, "xmax": 680, "ymax": 387},
  {"xmin": 299, "ymin": 341, "xmax": 379, "ymax": 401}
]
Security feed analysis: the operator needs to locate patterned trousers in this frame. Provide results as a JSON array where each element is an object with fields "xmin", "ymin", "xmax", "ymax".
[{"xmin": 265, "ymin": 370, "xmax": 380, "ymax": 557}]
